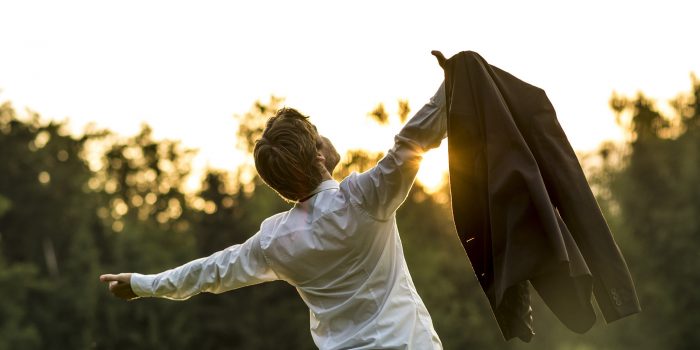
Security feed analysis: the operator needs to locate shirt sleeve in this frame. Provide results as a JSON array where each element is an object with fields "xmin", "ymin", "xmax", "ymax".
[
  {"xmin": 348, "ymin": 81, "xmax": 447, "ymax": 220},
  {"xmin": 129, "ymin": 231, "xmax": 278, "ymax": 300}
]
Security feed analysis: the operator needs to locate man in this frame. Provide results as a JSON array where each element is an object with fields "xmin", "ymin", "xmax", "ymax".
[{"xmin": 100, "ymin": 75, "xmax": 447, "ymax": 349}]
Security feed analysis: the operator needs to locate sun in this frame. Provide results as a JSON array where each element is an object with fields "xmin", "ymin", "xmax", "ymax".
[{"xmin": 416, "ymin": 144, "xmax": 449, "ymax": 193}]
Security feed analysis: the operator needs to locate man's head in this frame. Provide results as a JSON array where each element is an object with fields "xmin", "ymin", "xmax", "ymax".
[{"xmin": 254, "ymin": 107, "xmax": 339, "ymax": 202}]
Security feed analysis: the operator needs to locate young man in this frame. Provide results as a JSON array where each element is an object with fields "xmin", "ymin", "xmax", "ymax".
[{"xmin": 100, "ymin": 78, "xmax": 447, "ymax": 349}]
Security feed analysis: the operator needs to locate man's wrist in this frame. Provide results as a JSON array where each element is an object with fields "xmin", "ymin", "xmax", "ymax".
[{"xmin": 130, "ymin": 273, "xmax": 155, "ymax": 297}]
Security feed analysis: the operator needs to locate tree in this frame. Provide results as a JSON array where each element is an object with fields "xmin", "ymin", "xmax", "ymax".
[{"xmin": 585, "ymin": 75, "xmax": 700, "ymax": 350}]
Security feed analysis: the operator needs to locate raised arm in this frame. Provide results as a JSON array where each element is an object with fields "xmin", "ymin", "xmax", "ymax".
[
  {"xmin": 101, "ymin": 232, "xmax": 278, "ymax": 301},
  {"xmin": 347, "ymin": 81, "xmax": 447, "ymax": 220}
]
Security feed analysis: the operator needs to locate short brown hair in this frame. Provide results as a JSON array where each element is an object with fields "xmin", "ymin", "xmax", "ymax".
[{"xmin": 253, "ymin": 107, "xmax": 323, "ymax": 202}]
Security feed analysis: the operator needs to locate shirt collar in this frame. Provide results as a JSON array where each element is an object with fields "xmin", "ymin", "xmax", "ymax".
[{"xmin": 299, "ymin": 179, "xmax": 339, "ymax": 202}]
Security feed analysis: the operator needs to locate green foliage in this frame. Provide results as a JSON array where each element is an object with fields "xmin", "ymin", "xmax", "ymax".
[
  {"xmin": 0, "ymin": 253, "xmax": 44, "ymax": 350},
  {"xmin": 600, "ymin": 78, "xmax": 700, "ymax": 349},
  {"xmin": 0, "ymin": 102, "xmax": 101, "ymax": 349},
  {"xmin": 0, "ymin": 194, "xmax": 11, "ymax": 217}
]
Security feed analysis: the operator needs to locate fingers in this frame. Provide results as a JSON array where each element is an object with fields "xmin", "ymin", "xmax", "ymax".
[
  {"xmin": 99, "ymin": 273, "xmax": 130, "ymax": 283},
  {"xmin": 99, "ymin": 274, "xmax": 119, "ymax": 283},
  {"xmin": 431, "ymin": 50, "xmax": 447, "ymax": 69}
]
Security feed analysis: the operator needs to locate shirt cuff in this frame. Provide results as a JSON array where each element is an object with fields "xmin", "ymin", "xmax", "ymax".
[{"xmin": 130, "ymin": 273, "xmax": 156, "ymax": 297}]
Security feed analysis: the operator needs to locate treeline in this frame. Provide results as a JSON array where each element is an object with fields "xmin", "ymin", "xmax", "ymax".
[{"xmin": 0, "ymin": 76, "xmax": 699, "ymax": 349}]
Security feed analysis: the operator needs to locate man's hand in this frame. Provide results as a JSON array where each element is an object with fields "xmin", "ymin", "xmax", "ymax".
[
  {"xmin": 431, "ymin": 50, "xmax": 447, "ymax": 69},
  {"xmin": 100, "ymin": 273, "xmax": 138, "ymax": 300}
]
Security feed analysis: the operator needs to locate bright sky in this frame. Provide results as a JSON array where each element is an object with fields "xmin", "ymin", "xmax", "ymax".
[{"xmin": 1, "ymin": 1, "xmax": 698, "ymax": 192}]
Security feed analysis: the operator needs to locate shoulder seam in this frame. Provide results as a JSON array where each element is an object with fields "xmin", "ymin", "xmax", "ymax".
[{"xmin": 258, "ymin": 219, "xmax": 283, "ymax": 281}]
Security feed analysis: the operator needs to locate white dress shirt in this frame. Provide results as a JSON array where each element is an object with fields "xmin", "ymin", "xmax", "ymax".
[{"xmin": 131, "ymin": 82, "xmax": 447, "ymax": 350}]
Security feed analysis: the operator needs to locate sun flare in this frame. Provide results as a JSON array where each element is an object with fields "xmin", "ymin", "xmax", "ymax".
[{"xmin": 416, "ymin": 144, "xmax": 449, "ymax": 193}]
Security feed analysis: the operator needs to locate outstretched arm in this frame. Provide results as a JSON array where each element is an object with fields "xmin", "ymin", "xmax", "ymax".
[
  {"xmin": 100, "ymin": 232, "xmax": 278, "ymax": 301},
  {"xmin": 348, "ymin": 80, "xmax": 447, "ymax": 220}
]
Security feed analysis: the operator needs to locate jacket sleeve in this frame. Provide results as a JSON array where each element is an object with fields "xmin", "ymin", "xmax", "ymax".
[
  {"xmin": 129, "ymin": 232, "xmax": 278, "ymax": 300},
  {"xmin": 347, "ymin": 81, "xmax": 447, "ymax": 220}
]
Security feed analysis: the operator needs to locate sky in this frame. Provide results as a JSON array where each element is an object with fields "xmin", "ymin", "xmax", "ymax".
[{"xmin": 1, "ymin": 0, "xmax": 699, "ymax": 192}]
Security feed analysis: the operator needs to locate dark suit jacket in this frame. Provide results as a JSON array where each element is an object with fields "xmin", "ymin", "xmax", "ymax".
[{"xmin": 438, "ymin": 51, "xmax": 641, "ymax": 341}]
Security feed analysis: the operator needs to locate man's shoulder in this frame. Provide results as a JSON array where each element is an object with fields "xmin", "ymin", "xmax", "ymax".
[
  {"xmin": 261, "ymin": 211, "xmax": 290, "ymax": 230},
  {"xmin": 338, "ymin": 172, "xmax": 363, "ymax": 201},
  {"xmin": 338, "ymin": 171, "xmax": 395, "ymax": 221},
  {"xmin": 258, "ymin": 211, "xmax": 291, "ymax": 243}
]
